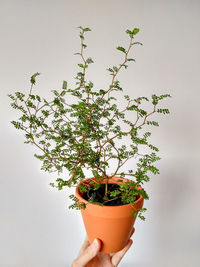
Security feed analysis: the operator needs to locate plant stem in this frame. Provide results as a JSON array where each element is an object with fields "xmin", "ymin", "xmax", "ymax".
[
  {"xmin": 105, "ymin": 176, "xmax": 109, "ymax": 196},
  {"xmin": 103, "ymin": 196, "xmax": 120, "ymax": 205}
]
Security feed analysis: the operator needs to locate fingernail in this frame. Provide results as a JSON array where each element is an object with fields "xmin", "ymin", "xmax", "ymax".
[{"xmin": 92, "ymin": 238, "xmax": 99, "ymax": 248}]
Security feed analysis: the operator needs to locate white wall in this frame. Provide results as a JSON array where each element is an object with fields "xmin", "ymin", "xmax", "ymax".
[{"xmin": 0, "ymin": 0, "xmax": 200, "ymax": 266}]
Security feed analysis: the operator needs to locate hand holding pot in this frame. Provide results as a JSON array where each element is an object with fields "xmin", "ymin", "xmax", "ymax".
[{"xmin": 71, "ymin": 234, "xmax": 133, "ymax": 267}]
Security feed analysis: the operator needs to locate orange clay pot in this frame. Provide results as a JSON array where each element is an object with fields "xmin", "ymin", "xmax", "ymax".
[{"xmin": 75, "ymin": 176, "xmax": 144, "ymax": 253}]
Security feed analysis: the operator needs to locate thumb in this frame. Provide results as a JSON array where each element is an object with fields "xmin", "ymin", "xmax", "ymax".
[{"xmin": 75, "ymin": 238, "xmax": 101, "ymax": 267}]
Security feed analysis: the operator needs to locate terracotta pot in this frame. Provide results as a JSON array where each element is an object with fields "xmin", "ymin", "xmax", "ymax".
[{"xmin": 75, "ymin": 176, "xmax": 144, "ymax": 253}]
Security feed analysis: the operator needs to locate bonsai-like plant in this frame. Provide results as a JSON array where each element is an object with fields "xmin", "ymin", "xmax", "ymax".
[{"xmin": 9, "ymin": 26, "xmax": 171, "ymax": 220}]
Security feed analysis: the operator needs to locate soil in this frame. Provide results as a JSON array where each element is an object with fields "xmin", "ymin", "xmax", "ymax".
[{"xmin": 81, "ymin": 183, "xmax": 129, "ymax": 206}]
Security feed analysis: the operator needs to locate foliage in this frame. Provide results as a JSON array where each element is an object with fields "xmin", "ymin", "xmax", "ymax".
[{"xmin": 8, "ymin": 26, "xmax": 171, "ymax": 220}]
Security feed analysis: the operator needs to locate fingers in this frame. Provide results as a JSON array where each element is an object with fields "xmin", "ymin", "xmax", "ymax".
[
  {"xmin": 72, "ymin": 238, "xmax": 101, "ymax": 267},
  {"xmin": 111, "ymin": 239, "xmax": 133, "ymax": 267},
  {"xmin": 77, "ymin": 236, "xmax": 90, "ymax": 257}
]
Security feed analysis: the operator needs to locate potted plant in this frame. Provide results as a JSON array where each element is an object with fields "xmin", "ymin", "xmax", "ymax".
[{"xmin": 8, "ymin": 26, "xmax": 171, "ymax": 253}]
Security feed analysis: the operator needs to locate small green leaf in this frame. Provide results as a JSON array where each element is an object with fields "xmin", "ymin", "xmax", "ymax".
[
  {"xmin": 133, "ymin": 28, "xmax": 140, "ymax": 35},
  {"xmin": 36, "ymin": 95, "xmax": 41, "ymax": 102},
  {"xmin": 86, "ymin": 57, "xmax": 94, "ymax": 64},
  {"xmin": 78, "ymin": 63, "xmax": 88, "ymax": 69},
  {"xmin": 103, "ymin": 195, "xmax": 109, "ymax": 201},
  {"xmin": 92, "ymin": 170, "xmax": 100, "ymax": 178},
  {"xmin": 30, "ymin": 72, "xmax": 40, "ymax": 85},
  {"xmin": 94, "ymin": 183, "xmax": 101, "ymax": 191},
  {"xmin": 110, "ymin": 190, "xmax": 121, "ymax": 197},
  {"xmin": 113, "ymin": 66, "xmax": 118, "ymax": 72},
  {"xmin": 127, "ymin": 58, "xmax": 135, "ymax": 62},
  {"xmin": 52, "ymin": 90, "xmax": 59, "ymax": 96},
  {"xmin": 157, "ymin": 108, "xmax": 170, "ymax": 114},
  {"xmin": 78, "ymin": 26, "xmax": 84, "ymax": 31},
  {"xmin": 117, "ymin": 46, "xmax": 126, "ymax": 53},
  {"xmin": 124, "ymin": 95, "xmax": 130, "ymax": 100},
  {"xmin": 78, "ymin": 184, "xmax": 88, "ymax": 193},
  {"xmin": 60, "ymin": 90, "xmax": 66, "ymax": 97},
  {"xmin": 83, "ymin": 27, "xmax": 91, "ymax": 32},
  {"xmin": 147, "ymin": 121, "xmax": 159, "ymax": 127},
  {"xmin": 78, "ymin": 64, "xmax": 84, "ymax": 68},
  {"xmin": 107, "ymin": 68, "xmax": 114, "ymax": 73},
  {"xmin": 62, "ymin": 80, "xmax": 67, "ymax": 90},
  {"xmin": 133, "ymin": 42, "xmax": 143, "ymax": 46},
  {"xmin": 126, "ymin": 29, "xmax": 133, "ymax": 35}
]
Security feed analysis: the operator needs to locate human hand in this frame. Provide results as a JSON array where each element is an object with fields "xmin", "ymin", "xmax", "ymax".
[{"xmin": 72, "ymin": 228, "xmax": 134, "ymax": 267}]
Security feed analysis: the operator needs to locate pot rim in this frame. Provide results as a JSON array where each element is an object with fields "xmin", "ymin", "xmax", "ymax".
[{"xmin": 75, "ymin": 176, "xmax": 143, "ymax": 209}]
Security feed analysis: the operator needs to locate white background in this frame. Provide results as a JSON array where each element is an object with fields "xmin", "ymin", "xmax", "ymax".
[{"xmin": 0, "ymin": 0, "xmax": 200, "ymax": 266}]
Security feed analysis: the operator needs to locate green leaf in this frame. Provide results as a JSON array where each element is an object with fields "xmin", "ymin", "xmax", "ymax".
[
  {"xmin": 78, "ymin": 184, "xmax": 88, "ymax": 193},
  {"xmin": 107, "ymin": 68, "xmax": 114, "ymax": 73},
  {"xmin": 30, "ymin": 72, "xmax": 40, "ymax": 85},
  {"xmin": 92, "ymin": 170, "xmax": 100, "ymax": 179},
  {"xmin": 148, "ymin": 144, "xmax": 159, "ymax": 152},
  {"xmin": 78, "ymin": 26, "xmax": 84, "ymax": 31},
  {"xmin": 53, "ymin": 90, "xmax": 59, "ymax": 96},
  {"xmin": 117, "ymin": 46, "xmax": 126, "ymax": 53},
  {"xmin": 60, "ymin": 90, "xmax": 66, "ymax": 97},
  {"xmin": 53, "ymin": 98, "xmax": 60, "ymax": 105},
  {"xmin": 11, "ymin": 121, "xmax": 24, "ymax": 130},
  {"xmin": 157, "ymin": 108, "xmax": 170, "ymax": 114},
  {"xmin": 94, "ymin": 183, "xmax": 101, "ymax": 191},
  {"xmin": 78, "ymin": 63, "xmax": 88, "ymax": 69},
  {"xmin": 15, "ymin": 92, "xmax": 25, "ymax": 101},
  {"xmin": 86, "ymin": 57, "xmax": 94, "ymax": 64},
  {"xmin": 8, "ymin": 94, "xmax": 15, "ymax": 101},
  {"xmin": 152, "ymin": 94, "xmax": 158, "ymax": 105},
  {"xmin": 149, "ymin": 165, "xmax": 160, "ymax": 174},
  {"xmin": 124, "ymin": 95, "xmax": 130, "ymax": 100},
  {"xmin": 133, "ymin": 28, "xmax": 140, "ymax": 35},
  {"xmin": 127, "ymin": 58, "xmax": 135, "ymax": 62},
  {"xmin": 133, "ymin": 42, "xmax": 143, "ymax": 46},
  {"xmin": 126, "ymin": 28, "xmax": 140, "ymax": 38},
  {"xmin": 126, "ymin": 29, "xmax": 133, "ymax": 35},
  {"xmin": 120, "ymin": 64, "xmax": 128, "ymax": 69},
  {"xmin": 36, "ymin": 95, "xmax": 41, "ymax": 102},
  {"xmin": 62, "ymin": 80, "xmax": 67, "ymax": 90},
  {"xmin": 147, "ymin": 121, "xmax": 159, "ymax": 127},
  {"xmin": 103, "ymin": 195, "xmax": 109, "ymax": 201},
  {"xmin": 113, "ymin": 66, "xmax": 118, "ymax": 72},
  {"xmin": 83, "ymin": 27, "xmax": 91, "ymax": 32},
  {"xmin": 110, "ymin": 190, "xmax": 121, "ymax": 197},
  {"xmin": 158, "ymin": 94, "xmax": 171, "ymax": 100}
]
